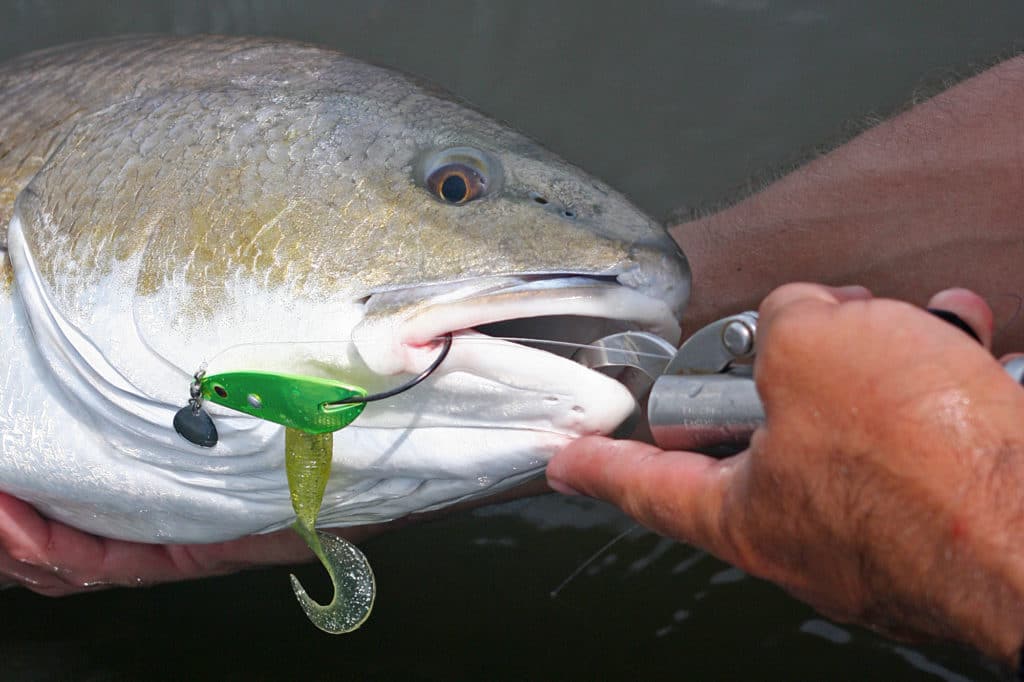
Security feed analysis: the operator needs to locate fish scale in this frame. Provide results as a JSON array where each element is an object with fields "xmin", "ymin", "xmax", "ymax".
[{"xmin": 0, "ymin": 35, "xmax": 689, "ymax": 626}]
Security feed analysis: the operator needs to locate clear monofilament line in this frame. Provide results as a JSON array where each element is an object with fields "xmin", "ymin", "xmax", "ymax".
[
  {"xmin": 197, "ymin": 331, "xmax": 676, "ymax": 381},
  {"xmin": 441, "ymin": 335, "xmax": 675, "ymax": 361}
]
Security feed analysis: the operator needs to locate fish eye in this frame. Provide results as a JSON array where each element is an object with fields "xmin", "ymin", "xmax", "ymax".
[{"xmin": 427, "ymin": 163, "xmax": 486, "ymax": 204}]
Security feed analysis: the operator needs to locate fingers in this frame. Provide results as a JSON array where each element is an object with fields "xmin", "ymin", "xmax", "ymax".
[
  {"xmin": 0, "ymin": 492, "xmax": 316, "ymax": 596},
  {"xmin": 548, "ymin": 436, "xmax": 743, "ymax": 557},
  {"xmin": 758, "ymin": 283, "xmax": 872, "ymax": 320},
  {"xmin": 927, "ymin": 288, "xmax": 994, "ymax": 349},
  {"xmin": 0, "ymin": 493, "xmax": 110, "ymax": 595},
  {"xmin": 756, "ymin": 283, "xmax": 872, "ymax": 350},
  {"xmin": 0, "ymin": 492, "xmax": 196, "ymax": 594},
  {"xmin": 756, "ymin": 284, "xmax": 994, "ymax": 363}
]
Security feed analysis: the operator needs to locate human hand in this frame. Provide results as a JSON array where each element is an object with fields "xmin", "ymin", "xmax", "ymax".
[
  {"xmin": 0, "ymin": 492, "xmax": 326, "ymax": 595},
  {"xmin": 0, "ymin": 477, "xmax": 551, "ymax": 596},
  {"xmin": 548, "ymin": 284, "xmax": 1024, "ymax": 664}
]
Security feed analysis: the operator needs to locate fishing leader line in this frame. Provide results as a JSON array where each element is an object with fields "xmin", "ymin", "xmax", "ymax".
[{"xmin": 196, "ymin": 334, "xmax": 675, "ymax": 365}]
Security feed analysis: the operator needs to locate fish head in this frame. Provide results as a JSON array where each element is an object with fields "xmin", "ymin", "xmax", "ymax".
[
  {"xmin": 10, "ymin": 44, "xmax": 689, "ymax": 529},
  {"xmin": 189, "ymin": 87, "xmax": 690, "ymax": 445}
]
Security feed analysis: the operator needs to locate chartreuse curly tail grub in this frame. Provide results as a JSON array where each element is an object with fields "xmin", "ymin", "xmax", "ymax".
[
  {"xmin": 286, "ymin": 428, "xmax": 375, "ymax": 633},
  {"xmin": 200, "ymin": 371, "xmax": 374, "ymax": 634}
]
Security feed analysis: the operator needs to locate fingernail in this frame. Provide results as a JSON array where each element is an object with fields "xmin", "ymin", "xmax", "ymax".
[
  {"xmin": 927, "ymin": 308, "xmax": 981, "ymax": 343},
  {"xmin": 833, "ymin": 285, "xmax": 871, "ymax": 299},
  {"xmin": 547, "ymin": 477, "xmax": 582, "ymax": 496},
  {"xmin": 934, "ymin": 287, "xmax": 973, "ymax": 297}
]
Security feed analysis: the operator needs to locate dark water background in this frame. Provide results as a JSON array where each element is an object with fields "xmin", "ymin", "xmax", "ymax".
[{"xmin": 2, "ymin": 2, "xmax": 1024, "ymax": 679}]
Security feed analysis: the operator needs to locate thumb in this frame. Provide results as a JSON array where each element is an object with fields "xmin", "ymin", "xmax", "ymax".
[{"xmin": 547, "ymin": 436, "xmax": 741, "ymax": 556}]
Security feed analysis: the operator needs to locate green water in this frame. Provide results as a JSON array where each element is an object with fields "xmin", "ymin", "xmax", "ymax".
[{"xmin": 2, "ymin": 1, "xmax": 1023, "ymax": 679}]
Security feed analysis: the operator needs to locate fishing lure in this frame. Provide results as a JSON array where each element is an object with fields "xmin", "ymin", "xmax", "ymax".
[{"xmin": 173, "ymin": 333, "xmax": 453, "ymax": 633}]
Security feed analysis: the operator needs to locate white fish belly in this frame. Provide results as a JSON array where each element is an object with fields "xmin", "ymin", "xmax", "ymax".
[{"xmin": 0, "ymin": 284, "xmax": 570, "ymax": 543}]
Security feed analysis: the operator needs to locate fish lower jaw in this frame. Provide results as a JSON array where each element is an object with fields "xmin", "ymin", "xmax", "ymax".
[
  {"xmin": 353, "ymin": 281, "xmax": 680, "ymax": 377},
  {"xmin": 350, "ymin": 283, "xmax": 680, "ymax": 439}
]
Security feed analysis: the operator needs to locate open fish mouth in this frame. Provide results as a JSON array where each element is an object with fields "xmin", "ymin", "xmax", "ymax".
[
  {"xmin": 350, "ymin": 272, "xmax": 683, "ymax": 438},
  {"xmin": 357, "ymin": 272, "xmax": 681, "ymax": 371}
]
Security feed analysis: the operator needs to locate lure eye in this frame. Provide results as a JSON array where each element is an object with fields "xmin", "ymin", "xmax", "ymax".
[{"xmin": 426, "ymin": 163, "xmax": 486, "ymax": 204}]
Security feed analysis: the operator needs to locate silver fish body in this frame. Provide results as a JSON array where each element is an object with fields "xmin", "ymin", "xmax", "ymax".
[{"xmin": 0, "ymin": 36, "xmax": 689, "ymax": 543}]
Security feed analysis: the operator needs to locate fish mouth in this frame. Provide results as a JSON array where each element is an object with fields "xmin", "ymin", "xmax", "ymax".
[
  {"xmin": 357, "ymin": 273, "xmax": 682, "ymax": 371},
  {"xmin": 351, "ymin": 272, "xmax": 684, "ymax": 438}
]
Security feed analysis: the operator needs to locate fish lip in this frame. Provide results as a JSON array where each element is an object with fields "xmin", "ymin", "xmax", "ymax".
[
  {"xmin": 378, "ymin": 272, "xmax": 680, "ymax": 338},
  {"xmin": 351, "ymin": 271, "xmax": 680, "ymax": 440},
  {"xmin": 354, "ymin": 272, "xmax": 682, "ymax": 377}
]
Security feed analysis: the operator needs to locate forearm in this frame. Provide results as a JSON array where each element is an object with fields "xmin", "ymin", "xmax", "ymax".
[{"xmin": 672, "ymin": 55, "xmax": 1024, "ymax": 354}]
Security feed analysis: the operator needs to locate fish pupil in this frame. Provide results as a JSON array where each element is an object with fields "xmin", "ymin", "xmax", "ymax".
[{"xmin": 440, "ymin": 174, "xmax": 468, "ymax": 203}]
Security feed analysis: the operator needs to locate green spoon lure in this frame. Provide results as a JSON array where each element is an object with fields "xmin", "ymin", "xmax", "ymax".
[{"xmin": 200, "ymin": 371, "xmax": 368, "ymax": 434}]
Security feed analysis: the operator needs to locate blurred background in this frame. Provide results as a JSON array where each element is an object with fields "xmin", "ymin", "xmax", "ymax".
[{"xmin": 2, "ymin": 2, "xmax": 1023, "ymax": 679}]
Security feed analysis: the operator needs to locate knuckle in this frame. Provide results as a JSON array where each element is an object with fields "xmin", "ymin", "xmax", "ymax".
[
  {"xmin": 715, "ymin": 482, "xmax": 762, "ymax": 571},
  {"xmin": 769, "ymin": 299, "xmax": 826, "ymax": 341},
  {"xmin": 166, "ymin": 545, "xmax": 204, "ymax": 574},
  {"xmin": 615, "ymin": 487, "xmax": 657, "ymax": 528},
  {"xmin": 755, "ymin": 306, "xmax": 823, "ymax": 387},
  {"xmin": 167, "ymin": 544, "xmax": 220, "ymax": 576},
  {"xmin": 6, "ymin": 547, "xmax": 43, "ymax": 567},
  {"xmin": 759, "ymin": 282, "xmax": 813, "ymax": 310},
  {"xmin": 15, "ymin": 573, "xmax": 78, "ymax": 597}
]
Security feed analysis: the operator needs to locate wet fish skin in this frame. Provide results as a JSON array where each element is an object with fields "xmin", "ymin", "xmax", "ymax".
[
  {"xmin": 0, "ymin": 36, "xmax": 689, "ymax": 543},
  {"xmin": 2, "ymin": 36, "xmax": 683, "ymax": 304}
]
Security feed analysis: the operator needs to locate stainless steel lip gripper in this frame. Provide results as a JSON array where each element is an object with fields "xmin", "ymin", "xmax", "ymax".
[
  {"xmin": 575, "ymin": 309, "xmax": 1021, "ymax": 454},
  {"xmin": 573, "ymin": 312, "xmax": 763, "ymax": 453}
]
